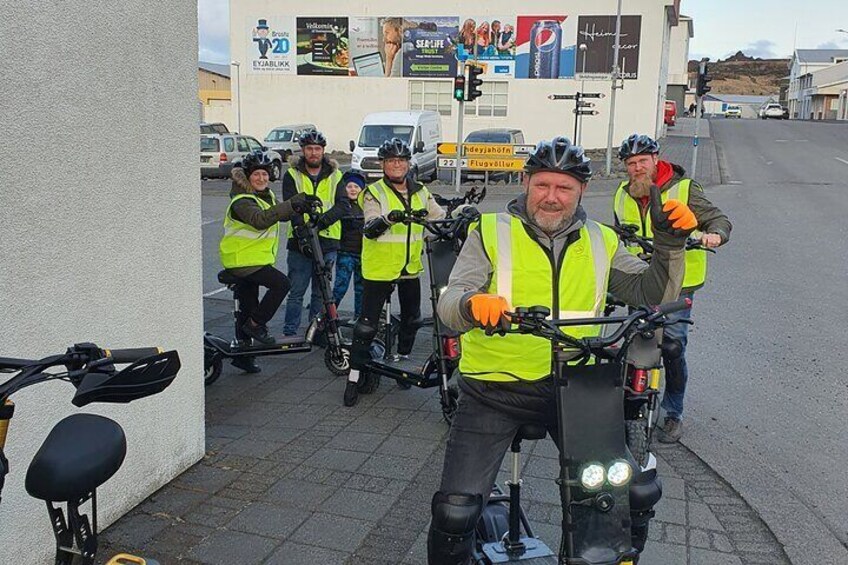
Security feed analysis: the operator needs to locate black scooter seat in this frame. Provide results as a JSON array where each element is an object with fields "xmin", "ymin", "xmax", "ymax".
[
  {"xmin": 514, "ymin": 424, "xmax": 547, "ymax": 443},
  {"xmin": 217, "ymin": 270, "xmax": 242, "ymax": 286},
  {"xmin": 26, "ymin": 414, "xmax": 126, "ymax": 502}
]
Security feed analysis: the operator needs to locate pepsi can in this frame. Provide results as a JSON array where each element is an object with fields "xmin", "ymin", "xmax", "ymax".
[{"xmin": 529, "ymin": 20, "xmax": 562, "ymax": 79}]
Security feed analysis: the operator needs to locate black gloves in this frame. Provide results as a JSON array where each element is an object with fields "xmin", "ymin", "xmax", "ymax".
[
  {"xmin": 387, "ymin": 210, "xmax": 406, "ymax": 223},
  {"xmin": 289, "ymin": 193, "xmax": 322, "ymax": 214}
]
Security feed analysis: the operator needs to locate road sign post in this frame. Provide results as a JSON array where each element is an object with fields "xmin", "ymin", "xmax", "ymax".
[{"xmin": 548, "ymin": 92, "xmax": 604, "ymax": 146}]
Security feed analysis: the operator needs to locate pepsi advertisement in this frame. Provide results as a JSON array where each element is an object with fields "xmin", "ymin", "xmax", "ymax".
[{"xmin": 515, "ymin": 16, "xmax": 575, "ymax": 79}]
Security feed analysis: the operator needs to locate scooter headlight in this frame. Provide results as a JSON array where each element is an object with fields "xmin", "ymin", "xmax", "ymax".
[
  {"xmin": 607, "ymin": 460, "xmax": 633, "ymax": 487},
  {"xmin": 580, "ymin": 463, "xmax": 605, "ymax": 490}
]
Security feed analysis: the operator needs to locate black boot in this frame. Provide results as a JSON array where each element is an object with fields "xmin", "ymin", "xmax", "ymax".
[
  {"xmin": 231, "ymin": 356, "xmax": 261, "ymax": 373},
  {"xmin": 241, "ymin": 321, "xmax": 276, "ymax": 345},
  {"xmin": 426, "ymin": 527, "xmax": 474, "ymax": 565},
  {"xmin": 344, "ymin": 381, "xmax": 359, "ymax": 407}
]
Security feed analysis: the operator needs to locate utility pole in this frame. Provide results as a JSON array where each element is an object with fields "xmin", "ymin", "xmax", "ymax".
[{"xmin": 605, "ymin": 0, "xmax": 624, "ymax": 175}]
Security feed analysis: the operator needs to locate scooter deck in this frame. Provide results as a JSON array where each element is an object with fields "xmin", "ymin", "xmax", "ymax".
[
  {"xmin": 480, "ymin": 540, "xmax": 558, "ymax": 564},
  {"xmin": 229, "ymin": 335, "xmax": 312, "ymax": 356},
  {"xmin": 368, "ymin": 347, "xmax": 441, "ymax": 388}
]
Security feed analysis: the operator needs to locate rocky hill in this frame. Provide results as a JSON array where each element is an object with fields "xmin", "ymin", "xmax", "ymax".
[{"xmin": 688, "ymin": 51, "xmax": 789, "ymax": 95}]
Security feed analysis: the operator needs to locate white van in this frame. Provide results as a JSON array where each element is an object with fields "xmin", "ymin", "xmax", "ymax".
[{"xmin": 349, "ymin": 111, "xmax": 442, "ymax": 182}]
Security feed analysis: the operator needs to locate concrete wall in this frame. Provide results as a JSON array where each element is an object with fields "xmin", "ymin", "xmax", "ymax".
[
  {"xmin": 0, "ymin": 2, "xmax": 204, "ymax": 563},
  {"xmin": 231, "ymin": 0, "xmax": 677, "ymax": 150},
  {"xmin": 203, "ymin": 99, "xmax": 236, "ymax": 129}
]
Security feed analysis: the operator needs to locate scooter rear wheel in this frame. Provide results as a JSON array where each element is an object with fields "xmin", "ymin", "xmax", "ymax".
[
  {"xmin": 626, "ymin": 419, "xmax": 649, "ymax": 467},
  {"xmin": 204, "ymin": 348, "xmax": 223, "ymax": 386}
]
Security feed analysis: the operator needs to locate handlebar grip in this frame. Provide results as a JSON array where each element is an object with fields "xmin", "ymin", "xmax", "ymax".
[
  {"xmin": 655, "ymin": 298, "xmax": 692, "ymax": 316},
  {"xmin": 104, "ymin": 347, "xmax": 163, "ymax": 364}
]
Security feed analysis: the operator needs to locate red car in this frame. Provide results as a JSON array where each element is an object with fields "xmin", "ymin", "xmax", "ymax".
[{"xmin": 664, "ymin": 101, "xmax": 677, "ymax": 126}]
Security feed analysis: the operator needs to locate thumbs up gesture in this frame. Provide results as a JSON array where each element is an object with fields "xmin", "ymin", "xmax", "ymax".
[{"xmin": 650, "ymin": 185, "xmax": 698, "ymax": 239}]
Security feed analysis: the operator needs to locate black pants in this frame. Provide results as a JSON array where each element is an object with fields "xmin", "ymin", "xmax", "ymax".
[
  {"xmin": 350, "ymin": 277, "xmax": 421, "ymax": 370},
  {"xmin": 234, "ymin": 266, "xmax": 291, "ymax": 327}
]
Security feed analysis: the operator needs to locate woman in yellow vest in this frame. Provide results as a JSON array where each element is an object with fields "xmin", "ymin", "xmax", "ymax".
[
  {"xmin": 343, "ymin": 138, "xmax": 445, "ymax": 407},
  {"xmin": 219, "ymin": 151, "xmax": 319, "ymax": 362}
]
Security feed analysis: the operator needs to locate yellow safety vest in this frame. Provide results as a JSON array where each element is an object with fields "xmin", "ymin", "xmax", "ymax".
[
  {"xmin": 460, "ymin": 214, "xmax": 619, "ymax": 382},
  {"xmin": 219, "ymin": 193, "xmax": 280, "ymax": 269},
  {"xmin": 286, "ymin": 168, "xmax": 343, "ymax": 240},
  {"xmin": 360, "ymin": 179, "xmax": 430, "ymax": 281},
  {"xmin": 613, "ymin": 179, "xmax": 707, "ymax": 288}
]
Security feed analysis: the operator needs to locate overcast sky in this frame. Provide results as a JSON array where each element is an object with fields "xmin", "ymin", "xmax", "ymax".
[{"xmin": 198, "ymin": 0, "xmax": 848, "ymax": 64}]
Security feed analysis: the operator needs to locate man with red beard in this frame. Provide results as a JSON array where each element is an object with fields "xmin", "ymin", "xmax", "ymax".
[{"xmin": 613, "ymin": 134, "xmax": 732, "ymax": 443}]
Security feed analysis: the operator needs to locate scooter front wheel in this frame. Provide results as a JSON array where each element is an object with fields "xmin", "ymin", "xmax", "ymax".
[
  {"xmin": 325, "ymin": 345, "xmax": 350, "ymax": 376},
  {"xmin": 204, "ymin": 348, "xmax": 223, "ymax": 386},
  {"xmin": 625, "ymin": 418, "xmax": 649, "ymax": 467}
]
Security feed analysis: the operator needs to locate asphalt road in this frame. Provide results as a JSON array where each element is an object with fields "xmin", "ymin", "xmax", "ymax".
[{"xmin": 680, "ymin": 118, "xmax": 848, "ymax": 564}]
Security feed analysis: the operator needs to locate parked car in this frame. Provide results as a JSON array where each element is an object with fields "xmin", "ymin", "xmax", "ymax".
[
  {"xmin": 724, "ymin": 104, "xmax": 743, "ymax": 119},
  {"xmin": 349, "ymin": 110, "xmax": 442, "ymax": 182},
  {"xmin": 263, "ymin": 123, "xmax": 317, "ymax": 160},
  {"xmin": 462, "ymin": 128, "xmax": 526, "ymax": 182},
  {"xmin": 201, "ymin": 134, "xmax": 284, "ymax": 180},
  {"xmin": 200, "ymin": 122, "xmax": 230, "ymax": 135},
  {"xmin": 664, "ymin": 101, "xmax": 678, "ymax": 126},
  {"xmin": 760, "ymin": 103, "xmax": 785, "ymax": 120}
]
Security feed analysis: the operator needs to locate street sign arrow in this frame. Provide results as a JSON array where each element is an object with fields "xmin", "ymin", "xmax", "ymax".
[
  {"xmin": 581, "ymin": 93, "xmax": 605, "ymax": 99},
  {"xmin": 548, "ymin": 94, "xmax": 578, "ymax": 100}
]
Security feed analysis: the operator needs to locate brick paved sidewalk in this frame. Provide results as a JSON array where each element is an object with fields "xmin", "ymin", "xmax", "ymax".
[{"xmin": 96, "ymin": 300, "xmax": 791, "ymax": 565}]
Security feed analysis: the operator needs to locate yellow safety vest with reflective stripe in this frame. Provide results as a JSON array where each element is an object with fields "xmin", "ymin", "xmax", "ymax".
[
  {"xmin": 459, "ymin": 214, "xmax": 619, "ymax": 382},
  {"xmin": 613, "ymin": 179, "xmax": 707, "ymax": 288},
  {"xmin": 286, "ymin": 168, "xmax": 343, "ymax": 240},
  {"xmin": 219, "ymin": 193, "xmax": 280, "ymax": 269},
  {"xmin": 360, "ymin": 179, "xmax": 430, "ymax": 281}
]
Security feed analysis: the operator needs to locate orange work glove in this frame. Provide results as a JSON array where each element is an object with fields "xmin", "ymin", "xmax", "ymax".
[
  {"xmin": 466, "ymin": 294, "xmax": 510, "ymax": 333},
  {"xmin": 650, "ymin": 185, "xmax": 698, "ymax": 237}
]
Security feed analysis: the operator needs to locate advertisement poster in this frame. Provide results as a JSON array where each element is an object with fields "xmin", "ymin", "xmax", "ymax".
[
  {"xmin": 401, "ymin": 17, "xmax": 459, "ymax": 78},
  {"xmin": 247, "ymin": 17, "xmax": 295, "ymax": 74},
  {"xmin": 348, "ymin": 17, "xmax": 404, "ymax": 77},
  {"xmin": 576, "ymin": 16, "xmax": 642, "ymax": 79},
  {"xmin": 296, "ymin": 17, "xmax": 350, "ymax": 76},
  {"xmin": 515, "ymin": 16, "xmax": 576, "ymax": 79},
  {"xmin": 456, "ymin": 16, "xmax": 516, "ymax": 77}
]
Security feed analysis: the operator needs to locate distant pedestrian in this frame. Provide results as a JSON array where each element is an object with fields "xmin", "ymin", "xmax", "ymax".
[{"xmin": 688, "ymin": 102, "xmax": 696, "ymax": 116}]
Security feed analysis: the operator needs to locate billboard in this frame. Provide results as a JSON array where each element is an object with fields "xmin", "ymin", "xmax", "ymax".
[
  {"xmin": 514, "ymin": 16, "xmax": 576, "ymax": 79},
  {"xmin": 348, "ymin": 17, "xmax": 406, "ymax": 77},
  {"xmin": 401, "ymin": 17, "xmax": 459, "ymax": 78},
  {"xmin": 575, "ymin": 15, "xmax": 642, "ymax": 79},
  {"xmin": 296, "ymin": 17, "xmax": 350, "ymax": 76},
  {"xmin": 456, "ymin": 16, "xmax": 516, "ymax": 77},
  {"xmin": 247, "ymin": 17, "xmax": 295, "ymax": 74}
]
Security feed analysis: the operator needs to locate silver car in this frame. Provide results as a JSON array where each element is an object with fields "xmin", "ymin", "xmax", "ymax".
[
  {"xmin": 200, "ymin": 134, "xmax": 284, "ymax": 180},
  {"xmin": 263, "ymin": 123, "xmax": 317, "ymax": 160}
]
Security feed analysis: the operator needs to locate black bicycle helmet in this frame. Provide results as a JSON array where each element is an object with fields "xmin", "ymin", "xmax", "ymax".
[
  {"xmin": 524, "ymin": 136, "xmax": 592, "ymax": 182},
  {"xmin": 240, "ymin": 150, "xmax": 273, "ymax": 175},
  {"xmin": 618, "ymin": 134, "xmax": 660, "ymax": 161},
  {"xmin": 377, "ymin": 138, "xmax": 412, "ymax": 160},
  {"xmin": 298, "ymin": 129, "xmax": 327, "ymax": 147}
]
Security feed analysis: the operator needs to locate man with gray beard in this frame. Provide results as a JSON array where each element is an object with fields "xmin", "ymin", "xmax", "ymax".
[
  {"xmin": 427, "ymin": 136, "xmax": 698, "ymax": 564},
  {"xmin": 613, "ymin": 134, "xmax": 732, "ymax": 443}
]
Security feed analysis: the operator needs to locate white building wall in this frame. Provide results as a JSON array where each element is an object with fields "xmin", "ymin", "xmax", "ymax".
[
  {"xmin": 0, "ymin": 3, "xmax": 204, "ymax": 563},
  {"xmin": 667, "ymin": 16, "xmax": 691, "ymax": 86},
  {"xmin": 231, "ymin": 0, "xmax": 676, "ymax": 150}
]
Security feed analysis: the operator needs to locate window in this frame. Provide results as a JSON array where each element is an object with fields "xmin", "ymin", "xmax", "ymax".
[
  {"xmin": 237, "ymin": 137, "xmax": 250, "ymax": 152},
  {"xmin": 464, "ymin": 82, "xmax": 509, "ymax": 117},
  {"xmin": 223, "ymin": 137, "xmax": 235, "ymax": 152},
  {"xmin": 358, "ymin": 125, "xmax": 413, "ymax": 147},
  {"xmin": 246, "ymin": 137, "xmax": 263, "ymax": 151},
  {"xmin": 266, "ymin": 129, "xmax": 293, "ymax": 142},
  {"xmin": 409, "ymin": 80, "xmax": 453, "ymax": 116},
  {"xmin": 200, "ymin": 137, "xmax": 219, "ymax": 152}
]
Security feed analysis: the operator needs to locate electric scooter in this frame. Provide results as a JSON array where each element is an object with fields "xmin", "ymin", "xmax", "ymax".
[
  {"xmin": 0, "ymin": 344, "xmax": 181, "ymax": 565},
  {"xmin": 203, "ymin": 201, "xmax": 350, "ymax": 385},
  {"xmin": 473, "ymin": 300, "xmax": 688, "ymax": 563}
]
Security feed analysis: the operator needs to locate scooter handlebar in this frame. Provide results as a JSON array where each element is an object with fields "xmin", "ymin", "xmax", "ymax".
[
  {"xmin": 104, "ymin": 347, "xmax": 164, "ymax": 364},
  {"xmin": 653, "ymin": 298, "xmax": 691, "ymax": 317}
]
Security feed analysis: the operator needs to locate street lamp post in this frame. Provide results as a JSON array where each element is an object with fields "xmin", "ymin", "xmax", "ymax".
[
  {"xmin": 605, "ymin": 0, "xmax": 624, "ymax": 175},
  {"xmin": 231, "ymin": 61, "xmax": 242, "ymax": 134}
]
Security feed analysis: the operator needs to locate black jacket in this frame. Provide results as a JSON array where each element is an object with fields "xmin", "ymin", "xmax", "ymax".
[
  {"xmin": 281, "ymin": 156, "xmax": 349, "ymax": 254},
  {"xmin": 339, "ymin": 200, "xmax": 364, "ymax": 255}
]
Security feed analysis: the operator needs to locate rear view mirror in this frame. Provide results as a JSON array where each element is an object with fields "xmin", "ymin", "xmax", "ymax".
[
  {"xmin": 349, "ymin": 140, "xmax": 356, "ymax": 152},
  {"xmin": 415, "ymin": 141, "xmax": 425, "ymax": 154},
  {"xmin": 72, "ymin": 351, "xmax": 181, "ymax": 407}
]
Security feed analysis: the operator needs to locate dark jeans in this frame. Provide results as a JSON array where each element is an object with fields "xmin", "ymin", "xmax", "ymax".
[
  {"xmin": 438, "ymin": 379, "xmax": 559, "ymax": 499},
  {"xmin": 332, "ymin": 252, "xmax": 363, "ymax": 318},
  {"xmin": 234, "ymin": 266, "xmax": 291, "ymax": 327},
  {"xmin": 284, "ymin": 249, "xmax": 336, "ymax": 335},
  {"xmin": 350, "ymin": 277, "xmax": 421, "ymax": 370},
  {"xmin": 660, "ymin": 291, "xmax": 694, "ymax": 420}
]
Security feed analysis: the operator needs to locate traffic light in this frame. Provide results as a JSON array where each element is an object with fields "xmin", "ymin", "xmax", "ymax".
[
  {"xmin": 464, "ymin": 64, "xmax": 484, "ymax": 101},
  {"xmin": 453, "ymin": 74, "xmax": 466, "ymax": 101},
  {"xmin": 696, "ymin": 61, "xmax": 712, "ymax": 96}
]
